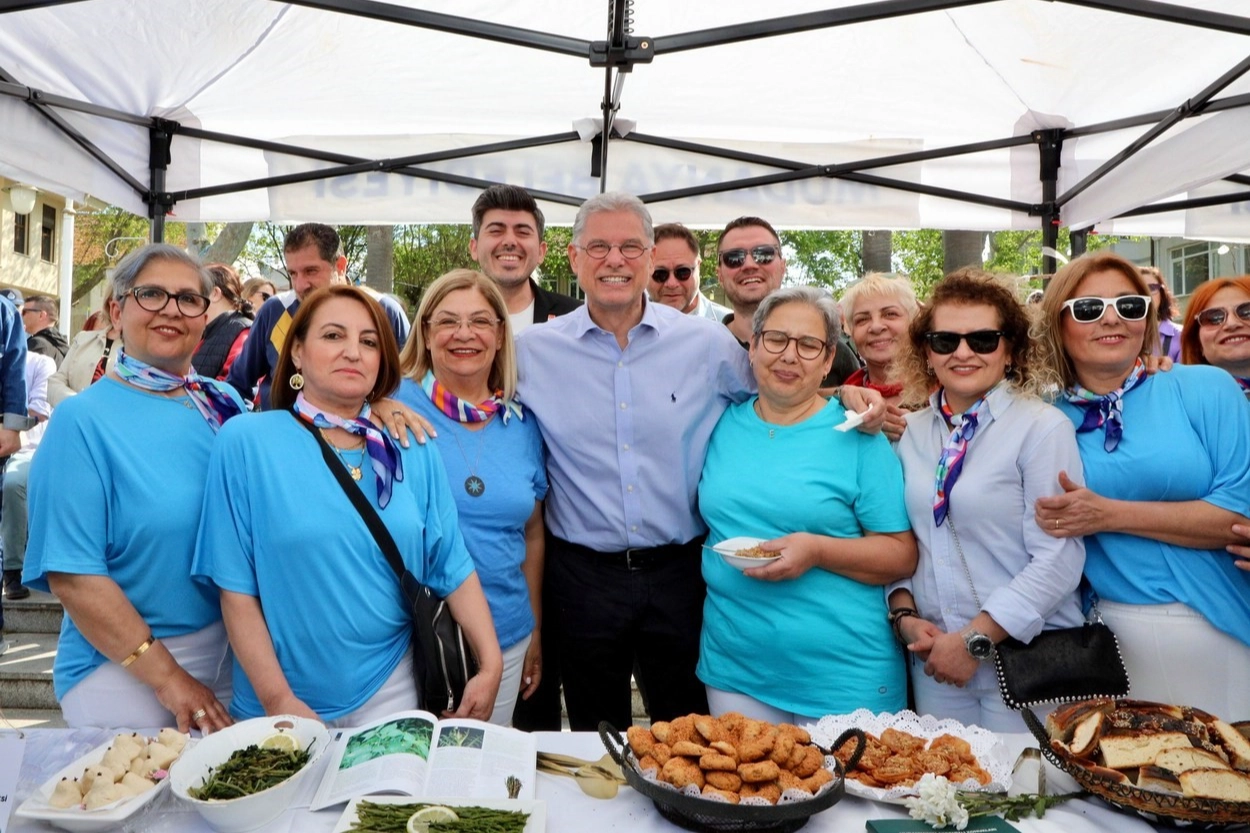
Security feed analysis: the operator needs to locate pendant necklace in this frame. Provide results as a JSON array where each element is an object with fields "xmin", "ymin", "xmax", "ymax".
[
  {"xmin": 321, "ymin": 429, "xmax": 365, "ymax": 481},
  {"xmin": 452, "ymin": 413, "xmax": 494, "ymax": 497}
]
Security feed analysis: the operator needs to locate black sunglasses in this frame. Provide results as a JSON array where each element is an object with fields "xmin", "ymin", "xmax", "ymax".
[
  {"xmin": 719, "ymin": 245, "xmax": 780, "ymax": 269},
  {"xmin": 1061, "ymin": 295, "xmax": 1150, "ymax": 323},
  {"xmin": 1197, "ymin": 300, "xmax": 1250, "ymax": 328},
  {"xmin": 924, "ymin": 330, "xmax": 1005, "ymax": 355},
  {"xmin": 652, "ymin": 266, "xmax": 694, "ymax": 283}
]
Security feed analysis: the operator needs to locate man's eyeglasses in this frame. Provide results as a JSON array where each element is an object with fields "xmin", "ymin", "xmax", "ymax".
[
  {"xmin": 1197, "ymin": 300, "xmax": 1250, "ymax": 328},
  {"xmin": 129, "ymin": 285, "xmax": 211, "ymax": 317},
  {"xmin": 577, "ymin": 242, "xmax": 648, "ymax": 260},
  {"xmin": 652, "ymin": 266, "xmax": 694, "ymax": 283},
  {"xmin": 924, "ymin": 330, "xmax": 1004, "ymax": 355},
  {"xmin": 719, "ymin": 245, "xmax": 781, "ymax": 270},
  {"xmin": 756, "ymin": 330, "xmax": 828, "ymax": 360},
  {"xmin": 1146, "ymin": 283, "xmax": 1164, "ymax": 293},
  {"xmin": 1061, "ymin": 295, "xmax": 1150, "ymax": 323},
  {"xmin": 426, "ymin": 315, "xmax": 501, "ymax": 334}
]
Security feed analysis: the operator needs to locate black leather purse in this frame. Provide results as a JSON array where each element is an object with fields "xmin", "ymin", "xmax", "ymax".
[
  {"xmin": 993, "ymin": 621, "xmax": 1130, "ymax": 710},
  {"xmin": 946, "ymin": 511, "xmax": 1130, "ymax": 711},
  {"xmin": 301, "ymin": 417, "xmax": 478, "ymax": 714}
]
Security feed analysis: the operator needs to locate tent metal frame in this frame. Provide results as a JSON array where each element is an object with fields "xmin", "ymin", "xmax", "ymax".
[{"xmin": 4, "ymin": 0, "xmax": 1250, "ymax": 272}]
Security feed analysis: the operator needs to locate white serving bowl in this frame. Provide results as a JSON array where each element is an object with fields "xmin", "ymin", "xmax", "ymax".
[
  {"xmin": 168, "ymin": 715, "xmax": 330, "ymax": 833},
  {"xmin": 712, "ymin": 536, "xmax": 782, "ymax": 571}
]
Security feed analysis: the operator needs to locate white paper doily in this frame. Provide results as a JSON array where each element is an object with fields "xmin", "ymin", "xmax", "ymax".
[{"xmin": 809, "ymin": 709, "xmax": 1013, "ymax": 804}]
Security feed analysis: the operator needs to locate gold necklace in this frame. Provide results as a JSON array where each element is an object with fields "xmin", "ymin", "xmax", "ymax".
[{"xmin": 320, "ymin": 429, "xmax": 366, "ymax": 481}]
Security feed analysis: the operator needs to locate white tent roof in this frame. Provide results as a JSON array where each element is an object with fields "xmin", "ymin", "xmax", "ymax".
[{"xmin": 3, "ymin": 0, "xmax": 1250, "ymax": 240}]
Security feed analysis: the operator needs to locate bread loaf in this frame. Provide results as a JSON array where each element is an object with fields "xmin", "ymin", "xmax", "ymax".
[
  {"xmin": 1154, "ymin": 747, "xmax": 1231, "ymax": 775},
  {"xmin": 1098, "ymin": 732, "xmax": 1191, "ymax": 770},
  {"xmin": 1177, "ymin": 768, "xmax": 1250, "ymax": 801},
  {"xmin": 1209, "ymin": 720, "xmax": 1250, "ymax": 772},
  {"xmin": 1136, "ymin": 765, "xmax": 1181, "ymax": 795}
]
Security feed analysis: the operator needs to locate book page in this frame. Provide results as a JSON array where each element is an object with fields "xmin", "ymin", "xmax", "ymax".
[
  {"xmin": 308, "ymin": 711, "xmax": 438, "ymax": 810},
  {"xmin": 423, "ymin": 719, "xmax": 537, "ymax": 799}
]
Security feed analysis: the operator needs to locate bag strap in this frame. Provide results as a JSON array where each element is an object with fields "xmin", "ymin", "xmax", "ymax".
[
  {"xmin": 946, "ymin": 511, "xmax": 982, "ymax": 609},
  {"xmin": 294, "ymin": 414, "xmax": 418, "ymax": 593}
]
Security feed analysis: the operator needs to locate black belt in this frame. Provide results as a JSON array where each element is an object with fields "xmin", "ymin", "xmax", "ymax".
[{"xmin": 554, "ymin": 536, "xmax": 702, "ymax": 571}]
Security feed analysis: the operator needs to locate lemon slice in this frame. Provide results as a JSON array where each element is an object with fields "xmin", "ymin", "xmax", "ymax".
[
  {"xmin": 406, "ymin": 806, "xmax": 459, "ymax": 831},
  {"xmin": 260, "ymin": 733, "xmax": 298, "ymax": 753}
]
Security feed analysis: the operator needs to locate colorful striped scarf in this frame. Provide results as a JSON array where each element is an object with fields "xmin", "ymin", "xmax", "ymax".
[
  {"xmin": 1064, "ymin": 359, "xmax": 1146, "ymax": 452},
  {"xmin": 419, "ymin": 370, "xmax": 523, "ymax": 425},
  {"xmin": 292, "ymin": 393, "xmax": 404, "ymax": 509},
  {"xmin": 932, "ymin": 387, "xmax": 994, "ymax": 527},
  {"xmin": 1235, "ymin": 376, "xmax": 1250, "ymax": 399},
  {"xmin": 114, "ymin": 348, "xmax": 243, "ymax": 432}
]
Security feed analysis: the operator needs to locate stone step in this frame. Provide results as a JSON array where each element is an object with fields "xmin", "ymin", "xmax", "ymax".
[
  {"xmin": 0, "ymin": 630, "xmax": 57, "ymax": 710},
  {"xmin": 4, "ymin": 587, "xmax": 63, "ymax": 634},
  {"xmin": 0, "ymin": 708, "xmax": 65, "ymax": 729}
]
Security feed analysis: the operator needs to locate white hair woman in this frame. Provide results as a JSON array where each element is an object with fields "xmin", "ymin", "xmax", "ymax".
[{"xmin": 839, "ymin": 272, "xmax": 920, "ymax": 441}]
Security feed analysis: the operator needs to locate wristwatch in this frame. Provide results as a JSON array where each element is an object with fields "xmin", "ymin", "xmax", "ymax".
[{"xmin": 962, "ymin": 629, "xmax": 995, "ymax": 660}]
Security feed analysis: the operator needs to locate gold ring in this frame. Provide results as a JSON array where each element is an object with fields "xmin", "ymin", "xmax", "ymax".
[
  {"xmin": 1054, "ymin": 519, "xmax": 1060, "ymax": 530},
  {"xmin": 391, "ymin": 410, "xmax": 403, "ymax": 417},
  {"xmin": 192, "ymin": 708, "xmax": 207, "ymax": 721}
]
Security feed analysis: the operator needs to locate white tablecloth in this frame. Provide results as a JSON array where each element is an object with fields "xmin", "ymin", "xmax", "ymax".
[{"xmin": 9, "ymin": 728, "xmax": 1175, "ymax": 833}]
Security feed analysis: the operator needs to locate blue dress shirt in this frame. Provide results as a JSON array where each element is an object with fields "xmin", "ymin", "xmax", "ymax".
[{"xmin": 515, "ymin": 300, "xmax": 754, "ymax": 551}]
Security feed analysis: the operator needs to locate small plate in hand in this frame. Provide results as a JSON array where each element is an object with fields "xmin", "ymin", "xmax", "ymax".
[{"xmin": 711, "ymin": 536, "xmax": 781, "ymax": 571}]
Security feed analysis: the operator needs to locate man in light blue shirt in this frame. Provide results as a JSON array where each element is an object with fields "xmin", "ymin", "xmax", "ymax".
[{"xmin": 515, "ymin": 193, "xmax": 879, "ymax": 729}]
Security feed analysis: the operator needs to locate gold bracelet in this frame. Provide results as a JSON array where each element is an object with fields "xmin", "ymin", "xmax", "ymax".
[{"xmin": 120, "ymin": 636, "xmax": 155, "ymax": 668}]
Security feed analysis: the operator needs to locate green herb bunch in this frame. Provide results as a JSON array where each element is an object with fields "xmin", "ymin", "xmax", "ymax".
[{"xmin": 188, "ymin": 743, "xmax": 312, "ymax": 800}]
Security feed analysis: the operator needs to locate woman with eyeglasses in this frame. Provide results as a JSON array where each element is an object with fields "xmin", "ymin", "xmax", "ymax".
[
  {"xmin": 23, "ymin": 244, "xmax": 246, "ymax": 732},
  {"xmin": 192, "ymin": 263, "xmax": 254, "ymax": 381},
  {"xmin": 194, "ymin": 285, "xmax": 502, "ymax": 725},
  {"xmin": 393, "ymin": 269, "xmax": 545, "ymax": 726},
  {"xmin": 886, "ymin": 269, "xmax": 1085, "ymax": 730},
  {"xmin": 241, "ymin": 277, "xmax": 277, "ymax": 312},
  {"xmin": 1179, "ymin": 275, "xmax": 1250, "ymax": 400},
  {"xmin": 1033, "ymin": 252, "xmax": 1250, "ymax": 716},
  {"xmin": 696, "ymin": 286, "xmax": 916, "ymax": 723}
]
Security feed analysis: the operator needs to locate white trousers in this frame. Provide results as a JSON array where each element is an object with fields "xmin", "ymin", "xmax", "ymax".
[
  {"xmin": 327, "ymin": 649, "xmax": 420, "ymax": 730},
  {"xmin": 1099, "ymin": 600, "xmax": 1250, "ymax": 718},
  {"xmin": 705, "ymin": 685, "xmax": 823, "ymax": 727},
  {"xmin": 910, "ymin": 663, "xmax": 1032, "ymax": 733},
  {"xmin": 488, "ymin": 633, "xmax": 531, "ymax": 727},
  {"xmin": 61, "ymin": 620, "xmax": 232, "ymax": 730}
]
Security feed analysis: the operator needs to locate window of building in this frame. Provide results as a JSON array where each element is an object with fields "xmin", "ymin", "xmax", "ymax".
[
  {"xmin": 1169, "ymin": 242, "xmax": 1212, "ymax": 295},
  {"xmin": 13, "ymin": 211, "xmax": 29, "ymax": 256},
  {"xmin": 40, "ymin": 204, "xmax": 56, "ymax": 262}
]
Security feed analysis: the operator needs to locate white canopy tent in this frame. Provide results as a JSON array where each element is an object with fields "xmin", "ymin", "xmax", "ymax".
[{"xmin": 3, "ymin": 0, "xmax": 1250, "ymax": 270}]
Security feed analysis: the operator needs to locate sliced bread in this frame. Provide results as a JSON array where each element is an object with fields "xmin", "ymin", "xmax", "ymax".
[{"xmin": 1177, "ymin": 768, "xmax": 1250, "ymax": 802}]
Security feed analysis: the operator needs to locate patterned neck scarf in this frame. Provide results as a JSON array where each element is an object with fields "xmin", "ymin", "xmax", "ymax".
[
  {"xmin": 114, "ymin": 348, "xmax": 243, "ymax": 432},
  {"xmin": 420, "ymin": 370, "xmax": 523, "ymax": 425},
  {"xmin": 932, "ymin": 387, "xmax": 995, "ymax": 527},
  {"xmin": 1234, "ymin": 376, "xmax": 1250, "ymax": 399},
  {"xmin": 1064, "ymin": 359, "xmax": 1147, "ymax": 452},
  {"xmin": 293, "ymin": 393, "xmax": 404, "ymax": 509},
  {"xmin": 844, "ymin": 367, "xmax": 903, "ymax": 399}
]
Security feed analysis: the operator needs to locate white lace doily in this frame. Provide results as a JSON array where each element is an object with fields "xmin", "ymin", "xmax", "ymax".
[{"xmin": 809, "ymin": 709, "xmax": 1014, "ymax": 804}]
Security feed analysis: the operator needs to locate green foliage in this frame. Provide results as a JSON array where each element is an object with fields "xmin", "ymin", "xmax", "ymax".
[
  {"xmin": 391, "ymin": 224, "xmax": 476, "ymax": 304},
  {"xmin": 891, "ymin": 230, "xmax": 944, "ymax": 297},
  {"xmin": 537, "ymin": 227, "xmax": 575, "ymax": 295},
  {"xmin": 778, "ymin": 230, "xmax": 861, "ymax": 292}
]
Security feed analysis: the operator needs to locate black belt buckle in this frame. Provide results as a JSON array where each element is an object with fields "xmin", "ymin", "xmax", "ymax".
[{"xmin": 623, "ymin": 547, "xmax": 655, "ymax": 571}]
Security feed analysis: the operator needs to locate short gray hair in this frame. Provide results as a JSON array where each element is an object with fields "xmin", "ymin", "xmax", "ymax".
[
  {"xmin": 111, "ymin": 243, "xmax": 213, "ymax": 301},
  {"xmin": 571, "ymin": 192, "xmax": 654, "ymax": 246},
  {"xmin": 753, "ymin": 286, "xmax": 842, "ymax": 345}
]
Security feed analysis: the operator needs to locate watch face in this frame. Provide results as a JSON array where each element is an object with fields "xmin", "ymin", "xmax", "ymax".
[{"xmin": 965, "ymin": 632, "xmax": 994, "ymax": 659}]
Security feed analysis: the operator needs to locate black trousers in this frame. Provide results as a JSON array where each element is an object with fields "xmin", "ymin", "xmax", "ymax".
[
  {"xmin": 547, "ymin": 536, "xmax": 709, "ymax": 731},
  {"xmin": 511, "ymin": 558, "xmax": 563, "ymax": 732}
]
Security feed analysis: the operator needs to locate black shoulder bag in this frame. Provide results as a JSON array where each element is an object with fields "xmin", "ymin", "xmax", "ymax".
[{"xmin": 300, "ymin": 417, "xmax": 479, "ymax": 714}]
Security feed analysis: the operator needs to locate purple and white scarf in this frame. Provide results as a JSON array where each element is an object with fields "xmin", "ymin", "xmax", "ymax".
[
  {"xmin": 1064, "ymin": 359, "xmax": 1146, "ymax": 452},
  {"xmin": 932, "ymin": 388, "xmax": 995, "ymax": 527},
  {"xmin": 293, "ymin": 393, "xmax": 404, "ymax": 509},
  {"xmin": 114, "ymin": 348, "xmax": 243, "ymax": 432}
]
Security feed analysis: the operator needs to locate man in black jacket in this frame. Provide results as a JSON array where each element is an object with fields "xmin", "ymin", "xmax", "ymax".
[
  {"xmin": 470, "ymin": 185, "xmax": 580, "ymax": 336},
  {"xmin": 21, "ymin": 295, "xmax": 68, "ymax": 368}
]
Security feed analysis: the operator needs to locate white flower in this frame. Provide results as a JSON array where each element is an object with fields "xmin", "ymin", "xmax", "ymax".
[{"xmin": 903, "ymin": 774, "xmax": 970, "ymax": 830}]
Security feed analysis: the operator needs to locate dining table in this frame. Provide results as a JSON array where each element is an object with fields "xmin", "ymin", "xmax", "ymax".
[{"xmin": 6, "ymin": 727, "xmax": 1192, "ymax": 833}]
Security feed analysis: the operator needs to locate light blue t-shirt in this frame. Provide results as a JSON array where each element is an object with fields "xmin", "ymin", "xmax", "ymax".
[
  {"xmin": 24, "ymin": 378, "xmax": 242, "ymax": 699},
  {"xmin": 697, "ymin": 397, "xmax": 911, "ymax": 717},
  {"xmin": 192, "ymin": 411, "xmax": 475, "ymax": 721},
  {"xmin": 1054, "ymin": 365, "xmax": 1250, "ymax": 647},
  {"xmin": 397, "ymin": 379, "xmax": 547, "ymax": 650}
]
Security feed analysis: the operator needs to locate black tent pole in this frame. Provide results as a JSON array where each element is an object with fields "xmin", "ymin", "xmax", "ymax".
[
  {"xmin": 1037, "ymin": 129, "xmax": 1063, "ymax": 275},
  {"xmin": 148, "ymin": 121, "xmax": 174, "ymax": 243}
]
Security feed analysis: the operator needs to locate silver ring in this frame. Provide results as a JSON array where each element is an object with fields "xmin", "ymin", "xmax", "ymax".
[
  {"xmin": 392, "ymin": 410, "xmax": 403, "ymax": 417},
  {"xmin": 192, "ymin": 708, "xmax": 208, "ymax": 721}
]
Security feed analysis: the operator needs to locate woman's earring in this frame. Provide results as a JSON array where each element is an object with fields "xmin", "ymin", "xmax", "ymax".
[{"xmin": 289, "ymin": 372, "xmax": 305, "ymax": 391}]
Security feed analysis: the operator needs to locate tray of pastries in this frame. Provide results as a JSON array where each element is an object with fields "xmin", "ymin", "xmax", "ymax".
[{"xmin": 1028, "ymin": 698, "xmax": 1250, "ymax": 828}]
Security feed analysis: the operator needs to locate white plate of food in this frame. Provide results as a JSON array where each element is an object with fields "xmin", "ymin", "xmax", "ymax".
[
  {"xmin": 331, "ymin": 796, "xmax": 545, "ymax": 833},
  {"xmin": 16, "ymin": 729, "xmax": 190, "ymax": 833},
  {"xmin": 810, "ymin": 709, "xmax": 1013, "ymax": 805},
  {"xmin": 710, "ymin": 537, "xmax": 782, "ymax": 571}
]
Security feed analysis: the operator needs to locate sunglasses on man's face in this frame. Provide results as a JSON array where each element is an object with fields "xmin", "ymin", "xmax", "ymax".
[
  {"xmin": 1196, "ymin": 300, "xmax": 1250, "ymax": 328},
  {"xmin": 1061, "ymin": 295, "xmax": 1150, "ymax": 323},
  {"xmin": 652, "ymin": 266, "xmax": 694, "ymax": 283},
  {"xmin": 1146, "ymin": 283, "xmax": 1163, "ymax": 293},
  {"xmin": 924, "ymin": 330, "xmax": 1004, "ymax": 355},
  {"xmin": 719, "ymin": 245, "xmax": 780, "ymax": 270}
]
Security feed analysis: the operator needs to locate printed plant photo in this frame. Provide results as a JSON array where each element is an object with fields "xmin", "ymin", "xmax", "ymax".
[
  {"xmin": 339, "ymin": 717, "xmax": 434, "ymax": 770},
  {"xmin": 436, "ymin": 726, "xmax": 485, "ymax": 749}
]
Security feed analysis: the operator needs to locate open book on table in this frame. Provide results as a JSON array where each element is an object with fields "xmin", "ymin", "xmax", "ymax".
[{"xmin": 308, "ymin": 710, "xmax": 537, "ymax": 810}]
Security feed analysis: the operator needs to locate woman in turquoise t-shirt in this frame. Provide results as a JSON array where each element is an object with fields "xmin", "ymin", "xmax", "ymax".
[
  {"xmin": 697, "ymin": 286, "xmax": 917, "ymax": 723},
  {"xmin": 396, "ymin": 269, "xmax": 547, "ymax": 726}
]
